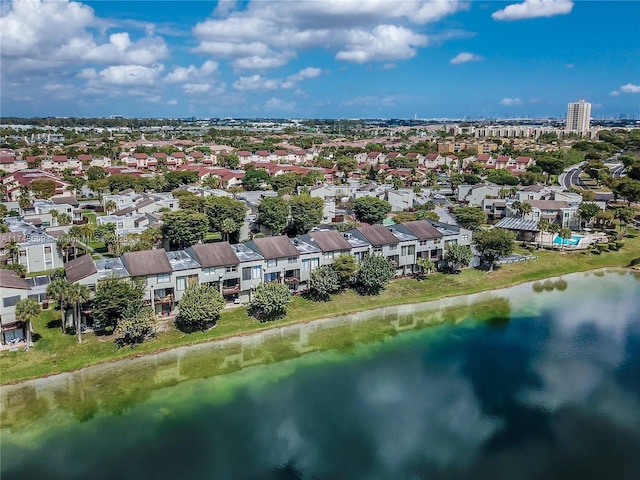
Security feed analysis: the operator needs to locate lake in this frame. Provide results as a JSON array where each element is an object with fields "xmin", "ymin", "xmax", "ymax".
[{"xmin": 1, "ymin": 269, "xmax": 639, "ymax": 480}]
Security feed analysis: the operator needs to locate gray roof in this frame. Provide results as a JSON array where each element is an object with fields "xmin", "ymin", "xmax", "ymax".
[
  {"xmin": 357, "ymin": 225, "xmax": 399, "ymax": 246},
  {"xmin": 122, "ymin": 248, "xmax": 172, "ymax": 277},
  {"xmin": 231, "ymin": 243, "xmax": 264, "ymax": 263},
  {"xmin": 494, "ymin": 217, "xmax": 540, "ymax": 232},
  {"xmin": 166, "ymin": 249, "xmax": 201, "ymax": 271},
  {"xmin": 52, "ymin": 196, "xmax": 78, "ymax": 206},
  {"xmin": 95, "ymin": 258, "xmax": 129, "ymax": 280},
  {"xmin": 0, "ymin": 269, "xmax": 31, "ymax": 290},
  {"xmin": 64, "ymin": 254, "xmax": 98, "ymax": 283},
  {"xmin": 308, "ymin": 230, "xmax": 352, "ymax": 252},
  {"xmin": 248, "ymin": 236, "xmax": 300, "ymax": 259},
  {"xmin": 399, "ymin": 220, "xmax": 444, "ymax": 240},
  {"xmin": 187, "ymin": 242, "xmax": 239, "ymax": 267}
]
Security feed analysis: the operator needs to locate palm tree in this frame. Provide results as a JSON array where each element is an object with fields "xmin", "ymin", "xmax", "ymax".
[
  {"xmin": 5, "ymin": 239, "xmax": 20, "ymax": 265},
  {"xmin": 519, "ymin": 202, "xmax": 532, "ymax": 219},
  {"xmin": 220, "ymin": 218, "xmax": 237, "ymax": 242},
  {"xmin": 68, "ymin": 283, "xmax": 92, "ymax": 343},
  {"xmin": 15, "ymin": 297, "xmax": 41, "ymax": 351},
  {"xmin": 614, "ymin": 207, "xmax": 634, "ymax": 236},
  {"xmin": 538, "ymin": 218, "xmax": 550, "ymax": 248},
  {"xmin": 548, "ymin": 223, "xmax": 560, "ymax": 248},
  {"xmin": 559, "ymin": 227, "xmax": 572, "ymax": 252},
  {"xmin": 104, "ymin": 200, "xmax": 117, "ymax": 215},
  {"xmin": 57, "ymin": 212, "xmax": 72, "ymax": 226},
  {"xmin": 46, "ymin": 278, "xmax": 73, "ymax": 332}
]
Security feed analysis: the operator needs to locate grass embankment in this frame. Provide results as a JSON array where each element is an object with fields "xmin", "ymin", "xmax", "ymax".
[{"xmin": 2, "ymin": 229, "xmax": 639, "ymax": 385}]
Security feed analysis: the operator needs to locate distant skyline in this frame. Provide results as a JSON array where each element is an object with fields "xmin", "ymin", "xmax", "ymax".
[{"xmin": 1, "ymin": 1, "xmax": 639, "ymax": 119}]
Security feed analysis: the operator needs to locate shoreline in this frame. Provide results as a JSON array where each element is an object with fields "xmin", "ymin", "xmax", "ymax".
[{"xmin": 2, "ymin": 264, "xmax": 635, "ymax": 387}]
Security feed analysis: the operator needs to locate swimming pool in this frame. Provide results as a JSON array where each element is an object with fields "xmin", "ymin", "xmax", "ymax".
[{"xmin": 553, "ymin": 234, "xmax": 585, "ymax": 246}]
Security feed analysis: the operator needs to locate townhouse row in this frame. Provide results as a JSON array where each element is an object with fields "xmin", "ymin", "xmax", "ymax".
[{"xmin": 0, "ymin": 220, "xmax": 471, "ymax": 345}]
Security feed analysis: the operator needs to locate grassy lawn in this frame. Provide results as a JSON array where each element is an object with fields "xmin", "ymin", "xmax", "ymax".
[{"xmin": 2, "ymin": 228, "xmax": 639, "ymax": 385}]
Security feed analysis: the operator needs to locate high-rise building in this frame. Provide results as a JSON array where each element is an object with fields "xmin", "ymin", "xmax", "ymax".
[{"xmin": 566, "ymin": 100, "xmax": 591, "ymax": 135}]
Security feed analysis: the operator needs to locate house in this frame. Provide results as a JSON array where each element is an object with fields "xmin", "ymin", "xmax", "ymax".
[
  {"xmin": 186, "ymin": 242, "xmax": 243, "ymax": 302},
  {"xmin": 392, "ymin": 220, "xmax": 444, "ymax": 270},
  {"xmin": 0, "ymin": 269, "xmax": 32, "ymax": 346},
  {"xmin": 457, "ymin": 183, "xmax": 502, "ymax": 206},
  {"xmin": 0, "ymin": 221, "xmax": 64, "ymax": 273},
  {"xmin": 121, "ymin": 249, "xmax": 176, "ymax": 317},
  {"xmin": 245, "ymin": 236, "xmax": 302, "ymax": 291}
]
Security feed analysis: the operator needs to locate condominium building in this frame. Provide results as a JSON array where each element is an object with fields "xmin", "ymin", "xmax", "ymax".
[{"xmin": 566, "ymin": 100, "xmax": 591, "ymax": 136}]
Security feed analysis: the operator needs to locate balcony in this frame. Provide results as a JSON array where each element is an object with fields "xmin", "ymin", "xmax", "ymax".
[
  {"xmin": 154, "ymin": 293, "xmax": 174, "ymax": 304},
  {"xmin": 283, "ymin": 276, "xmax": 300, "ymax": 285},
  {"xmin": 222, "ymin": 284, "xmax": 241, "ymax": 295}
]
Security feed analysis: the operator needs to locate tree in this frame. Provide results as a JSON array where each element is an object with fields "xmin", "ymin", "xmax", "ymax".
[
  {"xmin": 242, "ymin": 169, "xmax": 270, "ymax": 190},
  {"xmin": 611, "ymin": 178, "xmax": 640, "ymax": 205},
  {"xmin": 452, "ymin": 206, "xmax": 487, "ymax": 230},
  {"xmin": 537, "ymin": 218, "xmax": 550, "ymax": 248},
  {"xmin": 535, "ymin": 156, "xmax": 565, "ymax": 182},
  {"xmin": 15, "ymin": 298, "xmax": 41, "ymax": 350},
  {"xmin": 444, "ymin": 243, "xmax": 472, "ymax": 271},
  {"xmin": 176, "ymin": 283, "xmax": 225, "ymax": 331},
  {"xmin": 204, "ymin": 196, "xmax": 246, "ymax": 236},
  {"xmin": 248, "ymin": 282, "xmax": 293, "ymax": 322},
  {"xmin": 336, "ymin": 156, "xmax": 357, "ymax": 177},
  {"xmin": 30, "ymin": 179, "xmax": 57, "ymax": 199},
  {"xmin": 474, "ymin": 228, "xmax": 515, "ymax": 271},
  {"xmin": 331, "ymin": 253, "xmax": 359, "ymax": 288},
  {"xmin": 353, "ymin": 196, "xmax": 391, "ymax": 225},
  {"xmin": 86, "ymin": 166, "xmax": 106, "ymax": 181},
  {"xmin": 104, "ymin": 199, "xmax": 117, "ymax": 214},
  {"xmin": 257, "ymin": 196, "xmax": 290, "ymax": 234},
  {"xmin": 308, "ymin": 265, "xmax": 340, "ymax": 301},
  {"xmin": 114, "ymin": 304, "xmax": 155, "ymax": 346},
  {"xmin": 93, "ymin": 277, "xmax": 146, "ymax": 332},
  {"xmin": 558, "ymin": 227, "xmax": 572, "ymax": 252},
  {"xmin": 46, "ymin": 278, "xmax": 73, "ymax": 332},
  {"xmin": 66, "ymin": 283, "xmax": 92, "ymax": 342},
  {"xmin": 577, "ymin": 202, "xmax": 601, "ymax": 230},
  {"xmin": 416, "ymin": 257, "xmax": 435, "ymax": 277},
  {"xmin": 614, "ymin": 207, "xmax": 635, "ymax": 236},
  {"xmin": 161, "ymin": 211, "xmax": 208, "ymax": 248},
  {"xmin": 354, "ymin": 254, "xmax": 395, "ymax": 295},
  {"xmin": 219, "ymin": 218, "xmax": 237, "ymax": 242},
  {"xmin": 219, "ymin": 153, "xmax": 240, "ymax": 169},
  {"xmin": 289, "ymin": 196, "xmax": 324, "ymax": 234},
  {"xmin": 4, "ymin": 239, "xmax": 19, "ymax": 265},
  {"xmin": 57, "ymin": 212, "xmax": 72, "ymax": 226}
]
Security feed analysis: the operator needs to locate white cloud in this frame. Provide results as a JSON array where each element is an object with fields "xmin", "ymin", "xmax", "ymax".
[
  {"xmin": 281, "ymin": 67, "xmax": 323, "ymax": 88},
  {"xmin": 620, "ymin": 83, "xmax": 640, "ymax": 93},
  {"xmin": 609, "ymin": 91, "xmax": 620, "ymax": 97},
  {"xmin": 193, "ymin": 1, "xmax": 466, "ymax": 69},
  {"xmin": 0, "ymin": 0, "xmax": 168, "ymax": 73},
  {"xmin": 566, "ymin": 63, "xmax": 574, "ymax": 69},
  {"xmin": 167, "ymin": 99, "xmax": 178, "ymax": 105},
  {"xmin": 450, "ymin": 52, "xmax": 483, "ymax": 65},
  {"xmin": 233, "ymin": 74, "xmax": 281, "ymax": 91},
  {"xmin": 492, "ymin": 0, "xmax": 573, "ymax": 21},
  {"xmin": 336, "ymin": 25, "xmax": 428, "ymax": 63},
  {"xmin": 81, "ymin": 64, "xmax": 164, "ymax": 87},
  {"xmin": 165, "ymin": 61, "xmax": 218, "ymax": 83},
  {"xmin": 183, "ymin": 83, "xmax": 211, "ymax": 94},
  {"xmin": 500, "ymin": 97, "xmax": 522, "ymax": 106}
]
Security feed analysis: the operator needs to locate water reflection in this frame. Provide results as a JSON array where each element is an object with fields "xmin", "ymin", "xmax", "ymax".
[{"xmin": 1, "ymin": 270, "xmax": 639, "ymax": 480}]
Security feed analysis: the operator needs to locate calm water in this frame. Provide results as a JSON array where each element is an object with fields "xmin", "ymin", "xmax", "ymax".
[{"xmin": 2, "ymin": 270, "xmax": 639, "ymax": 480}]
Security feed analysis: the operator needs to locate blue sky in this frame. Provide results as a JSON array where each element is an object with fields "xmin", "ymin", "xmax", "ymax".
[{"xmin": 1, "ymin": 0, "xmax": 639, "ymax": 119}]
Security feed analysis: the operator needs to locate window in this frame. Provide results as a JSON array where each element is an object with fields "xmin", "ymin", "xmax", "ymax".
[
  {"xmin": 373, "ymin": 246, "xmax": 382, "ymax": 254},
  {"xmin": 461, "ymin": 234, "xmax": 468, "ymax": 242},
  {"xmin": 203, "ymin": 267, "xmax": 215, "ymax": 275},
  {"xmin": 225, "ymin": 265, "xmax": 237, "ymax": 273},
  {"xmin": 3, "ymin": 296, "xmax": 20, "ymax": 308},
  {"xmin": 242, "ymin": 267, "xmax": 251, "ymax": 281},
  {"xmin": 157, "ymin": 273, "xmax": 170, "ymax": 284},
  {"xmin": 401, "ymin": 246, "xmax": 407, "ymax": 256},
  {"xmin": 117, "ymin": 222, "xmax": 124, "ymax": 228},
  {"xmin": 389, "ymin": 244, "xmax": 397, "ymax": 250},
  {"xmin": 419, "ymin": 240, "xmax": 428, "ymax": 246},
  {"xmin": 44, "ymin": 246, "xmax": 51, "ymax": 254},
  {"xmin": 323, "ymin": 251, "xmax": 333, "ymax": 260},
  {"xmin": 288, "ymin": 257, "xmax": 297, "ymax": 264},
  {"xmin": 302, "ymin": 258, "xmax": 319, "ymax": 271},
  {"xmin": 264, "ymin": 272, "xmax": 279, "ymax": 283},
  {"xmin": 267, "ymin": 259, "xmax": 277, "ymax": 268},
  {"xmin": 177, "ymin": 276, "xmax": 187, "ymax": 291},
  {"xmin": 252, "ymin": 265, "xmax": 261, "ymax": 279}
]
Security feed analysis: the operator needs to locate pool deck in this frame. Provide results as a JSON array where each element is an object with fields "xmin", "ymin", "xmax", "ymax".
[{"xmin": 536, "ymin": 232, "xmax": 609, "ymax": 250}]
